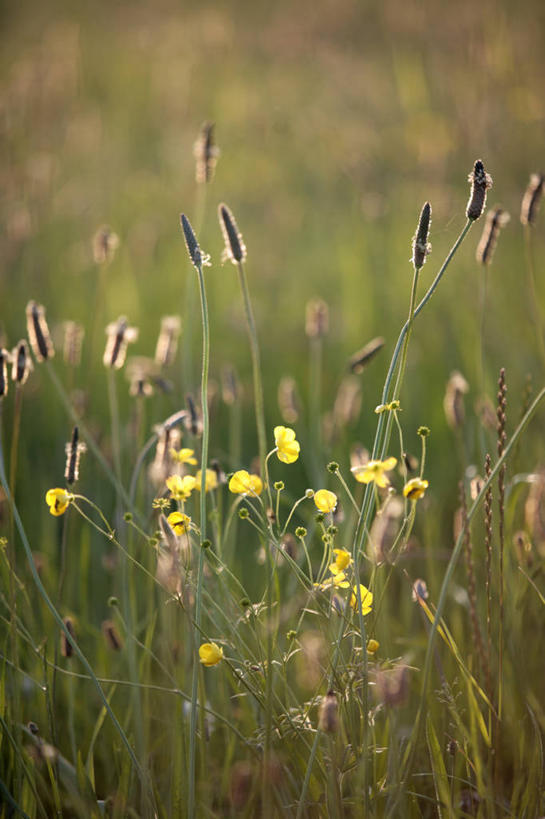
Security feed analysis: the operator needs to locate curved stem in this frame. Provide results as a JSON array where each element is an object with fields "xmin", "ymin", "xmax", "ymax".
[{"xmin": 188, "ymin": 257, "xmax": 210, "ymax": 818}]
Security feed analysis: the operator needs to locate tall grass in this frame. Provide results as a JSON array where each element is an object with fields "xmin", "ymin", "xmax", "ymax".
[{"xmin": 2, "ymin": 134, "xmax": 545, "ymax": 819}]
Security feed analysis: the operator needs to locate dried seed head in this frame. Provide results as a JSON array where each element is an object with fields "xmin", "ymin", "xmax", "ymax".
[
  {"xmin": 476, "ymin": 207, "xmax": 510, "ymax": 265},
  {"xmin": 11, "ymin": 340, "xmax": 32, "ymax": 385},
  {"xmin": 26, "ymin": 301, "xmax": 54, "ymax": 362},
  {"xmin": 0, "ymin": 349, "xmax": 9, "ymax": 398},
  {"xmin": 148, "ymin": 424, "xmax": 182, "ymax": 487},
  {"xmin": 64, "ymin": 426, "xmax": 86, "ymax": 485},
  {"xmin": 444, "ymin": 371, "xmax": 469, "ymax": 430},
  {"xmin": 93, "ymin": 225, "xmax": 119, "ymax": 264},
  {"xmin": 412, "ymin": 578, "xmax": 429, "ymax": 602},
  {"xmin": 103, "ymin": 316, "xmax": 138, "ymax": 369},
  {"xmin": 102, "ymin": 619, "xmax": 123, "ymax": 651},
  {"xmin": 305, "ymin": 298, "xmax": 329, "ymax": 338},
  {"xmin": 466, "ymin": 159, "xmax": 493, "ymax": 221},
  {"xmin": 375, "ymin": 664, "xmax": 410, "ymax": 708},
  {"xmin": 412, "ymin": 202, "xmax": 432, "ymax": 269},
  {"xmin": 180, "ymin": 214, "xmax": 209, "ymax": 269},
  {"xmin": 278, "ymin": 376, "xmax": 300, "ymax": 424},
  {"xmin": 221, "ymin": 364, "xmax": 241, "ymax": 405},
  {"xmin": 218, "ymin": 203, "xmax": 247, "ymax": 264},
  {"xmin": 126, "ymin": 356, "xmax": 156, "ymax": 397},
  {"xmin": 62, "ymin": 321, "xmax": 85, "ymax": 367},
  {"xmin": 193, "ymin": 121, "xmax": 220, "ymax": 184},
  {"xmin": 333, "ymin": 377, "xmax": 362, "ymax": 429},
  {"xmin": 368, "ymin": 496, "xmax": 403, "ymax": 563},
  {"xmin": 155, "ymin": 316, "xmax": 181, "ymax": 368},
  {"xmin": 348, "ymin": 337, "xmax": 385, "ymax": 374},
  {"xmin": 60, "ymin": 616, "xmax": 76, "ymax": 658},
  {"xmin": 521, "ymin": 173, "xmax": 544, "ymax": 226},
  {"xmin": 318, "ymin": 690, "xmax": 339, "ymax": 733}
]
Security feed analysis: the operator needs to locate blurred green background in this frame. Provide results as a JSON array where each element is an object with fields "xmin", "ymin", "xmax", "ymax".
[{"xmin": 2, "ymin": 0, "xmax": 545, "ymax": 534}]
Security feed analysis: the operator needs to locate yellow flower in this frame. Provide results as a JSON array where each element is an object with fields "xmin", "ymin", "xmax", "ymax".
[
  {"xmin": 167, "ymin": 511, "xmax": 191, "ymax": 535},
  {"xmin": 403, "ymin": 477, "xmax": 429, "ymax": 501},
  {"xmin": 350, "ymin": 584, "xmax": 373, "ymax": 615},
  {"xmin": 228, "ymin": 470, "xmax": 263, "ymax": 497},
  {"xmin": 351, "ymin": 457, "xmax": 397, "ymax": 488},
  {"xmin": 315, "ymin": 571, "xmax": 350, "ymax": 591},
  {"xmin": 274, "ymin": 426, "xmax": 300, "ymax": 464},
  {"xmin": 45, "ymin": 488, "xmax": 70, "ymax": 516},
  {"xmin": 314, "ymin": 489, "xmax": 337, "ymax": 514},
  {"xmin": 166, "ymin": 474, "xmax": 197, "ymax": 500},
  {"xmin": 330, "ymin": 548, "xmax": 352, "ymax": 574},
  {"xmin": 170, "ymin": 447, "xmax": 198, "ymax": 466},
  {"xmin": 195, "ymin": 469, "xmax": 218, "ymax": 492},
  {"xmin": 199, "ymin": 642, "xmax": 224, "ymax": 666},
  {"xmin": 367, "ymin": 639, "xmax": 380, "ymax": 655}
]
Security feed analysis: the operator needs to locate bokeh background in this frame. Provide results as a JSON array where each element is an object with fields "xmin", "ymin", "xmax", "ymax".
[{"xmin": 2, "ymin": 0, "xmax": 545, "ymax": 535}]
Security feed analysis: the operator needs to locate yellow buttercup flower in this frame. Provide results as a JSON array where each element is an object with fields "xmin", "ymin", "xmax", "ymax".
[
  {"xmin": 229, "ymin": 470, "xmax": 263, "ymax": 497},
  {"xmin": 167, "ymin": 511, "xmax": 191, "ymax": 535},
  {"xmin": 350, "ymin": 584, "xmax": 373, "ymax": 615},
  {"xmin": 274, "ymin": 426, "xmax": 300, "ymax": 464},
  {"xmin": 195, "ymin": 468, "xmax": 218, "ymax": 492},
  {"xmin": 403, "ymin": 477, "xmax": 429, "ymax": 501},
  {"xmin": 166, "ymin": 474, "xmax": 197, "ymax": 501},
  {"xmin": 170, "ymin": 447, "xmax": 198, "ymax": 466},
  {"xmin": 315, "ymin": 571, "xmax": 350, "ymax": 591},
  {"xmin": 199, "ymin": 642, "xmax": 224, "ymax": 666},
  {"xmin": 45, "ymin": 488, "xmax": 70, "ymax": 516},
  {"xmin": 351, "ymin": 457, "xmax": 397, "ymax": 488},
  {"xmin": 367, "ymin": 639, "xmax": 380, "ymax": 655},
  {"xmin": 314, "ymin": 489, "xmax": 337, "ymax": 514},
  {"xmin": 330, "ymin": 548, "xmax": 352, "ymax": 574}
]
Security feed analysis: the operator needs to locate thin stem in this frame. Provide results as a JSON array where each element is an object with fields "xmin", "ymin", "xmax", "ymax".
[
  {"xmin": 188, "ymin": 256, "xmax": 210, "ymax": 819},
  {"xmin": 401, "ymin": 384, "xmax": 545, "ymax": 786},
  {"xmin": 236, "ymin": 260, "xmax": 267, "ymax": 476}
]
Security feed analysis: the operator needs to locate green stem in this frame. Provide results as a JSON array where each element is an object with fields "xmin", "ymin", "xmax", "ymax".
[
  {"xmin": 0, "ymin": 430, "xmax": 154, "ymax": 811},
  {"xmin": 236, "ymin": 260, "xmax": 267, "ymax": 477},
  {"xmin": 400, "ymin": 385, "xmax": 545, "ymax": 787},
  {"xmin": 188, "ymin": 256, "xmax": 210, "ymax": 818}
]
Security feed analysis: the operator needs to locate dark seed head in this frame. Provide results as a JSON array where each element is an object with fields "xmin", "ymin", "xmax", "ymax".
[
  {"xmin": 26, "ymin": 301, "xmax": 54, "ymax": 362},
  {"xmin": 218, "ymin": 203, "xmax": 246, "ymax": 264},
  {"xmin": 476, "ymin": 207, "xmax": 510, "ymax": 265},
  {"xmin": 180, "ymin": 213, "xmax": 203, "ymax": 268},
  {"xmin": 412, "ymin": 202, "xmax": 432, "ymax": 269},
  {"xmin": 521, "ymin": 173, "xmax": 544, "ymax": 226},
  {"xmin": 466, "ymin": 159, "xmax": 493, "ymax": 221}
]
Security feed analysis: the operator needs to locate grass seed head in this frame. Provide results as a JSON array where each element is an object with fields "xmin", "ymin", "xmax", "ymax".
[
  {"xmin": 520, "ymin": 172, "xmax": 544, "ymax": 225},
  {"xmin": 154, "ymin": 315, "xmax": 181, "ymax": 368},
  {"xmin": 348, "ymin": 336, "xmax": 385, "ymax": 374},
  {"xmin": 466, "ymin": 159, "xmax": 493, "ymax": 221},
  {"xmin": 64, "ymin": 425, "xmax": 86, "ymax": 485},
  {"xmin": 11, "ymin": 340, "xmax": 32, "ymax": 385},
  {"xmin": 93, "ymin": 225, "xmax": 119, "ymax": 264},
  {"xmin": 60, "ymin": 617, "xmax": 76, "ymax": 658},
  {"xmin": 102, "ymin": 619, "xmax": 123, "ymax": 651},
  {"xmin": 218, "ymin": 203, "xmax": 247, "ymax": 264},
  {"xmin": 277, "ymin": 376, "xmax": 300, "ymax": 424},
  {"xmin": 476, "ymin": 207, "xmax": 510, "ymax": 265},
  {"xmin": 62, "ymin": 321, "xmax": 84, "ymax": 367},
  {"xmin": 305, "ymin": 298, "xmax": 329, "ymax": 338},
  {"xmin": 180, "ymin": 213, "xmax": 206, "ymax": 268},
  {"xmin": 412, "ymin": 201, "xmax": 432, "ymax": 269},
  {"xmin": 26, "ymin": 301, "xmax": 55, "ymax": 362},
  {"xmin": 193, "ymin": 121, "xmax": 220, "ymax": 184},
  {"xmin": 103, "ymin": 316, "xmax": 138, "ymax": 369},
  {"xmin": 0, "ymin": 349, "xmax": 9, "ymax": 398},
  {"xmin": 318, "ymin": 690, "xmax": 339, "ymax": 733}
]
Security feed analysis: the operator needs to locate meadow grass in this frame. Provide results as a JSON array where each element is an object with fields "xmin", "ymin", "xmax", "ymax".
[{"xmin": 2, "ymin": 4, "xmax": 545, "ymax": 816}]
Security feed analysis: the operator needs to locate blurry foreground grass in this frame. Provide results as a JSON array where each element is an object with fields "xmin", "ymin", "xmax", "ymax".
[{"xmin": 2, "ymin": 1, "xmax": 545, "ymax": 816}]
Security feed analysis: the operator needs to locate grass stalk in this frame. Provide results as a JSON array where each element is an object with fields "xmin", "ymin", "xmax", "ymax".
[{"xmin": 188, "ymin": 252, "xmax": 210, "ymax": 819}]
